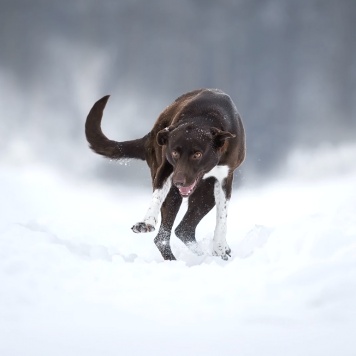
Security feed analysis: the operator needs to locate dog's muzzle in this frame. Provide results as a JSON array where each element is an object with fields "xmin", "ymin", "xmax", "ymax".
[{"xmin": 173, "ymin": 172, "xmax": 200, "ymax": 197}]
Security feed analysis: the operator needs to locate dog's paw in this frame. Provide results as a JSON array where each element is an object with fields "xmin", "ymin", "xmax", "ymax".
[
  {"xmin": 131, "ymin": 222, "xmax": 155, "ymax": 233},
  {"xmin": 212, "ymin": 242, "xmax": 231, "ymax": 260},
  {"xmin": 186, "ymin": 242, "xmax": 204, "ymax": 256}
]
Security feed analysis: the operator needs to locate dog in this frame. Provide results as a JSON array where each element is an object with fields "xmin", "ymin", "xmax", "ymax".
[{"xmin": 85, "ymin": 89, "xmax": 245, "ymax": 260}]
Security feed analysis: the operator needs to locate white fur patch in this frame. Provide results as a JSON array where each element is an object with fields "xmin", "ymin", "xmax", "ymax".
[
  {"xmin": 204, "ymin": 165, "xmax": 231, "ymax": 257},
  {"xmin": 212, "ymin": 180, "xmax": 230, "ymax": 256},
  {"xmin": 203, "ymin": 165, "xmax": 229, "ymax": 181},
  {"xmin": 142, "ymin": 175, "xmax": 172, "ymax": 228}
]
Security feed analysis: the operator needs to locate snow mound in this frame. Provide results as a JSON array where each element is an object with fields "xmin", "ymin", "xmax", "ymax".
[{"xmin": 1, "ymin": 160, "xmax": 356, "ymax": 355}]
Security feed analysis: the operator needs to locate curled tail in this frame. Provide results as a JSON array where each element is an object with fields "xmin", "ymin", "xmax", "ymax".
[{"xmin": 85, "ymin": 95, "xmax": 148, "ymax": 161}]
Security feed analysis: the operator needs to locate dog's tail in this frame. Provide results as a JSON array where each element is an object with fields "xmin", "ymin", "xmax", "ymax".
[{"xmin": 85, "ymin": 95, "xmax": 148, "ymax": 161}]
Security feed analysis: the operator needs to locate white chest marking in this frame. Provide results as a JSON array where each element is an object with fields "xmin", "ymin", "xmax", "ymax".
[{"xmin": 203, "ymin": 165, "xmax": 229, "ymax": 182}]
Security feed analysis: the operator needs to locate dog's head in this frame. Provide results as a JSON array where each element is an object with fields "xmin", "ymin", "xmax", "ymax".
[{"xmin": 157, "ymin": 123, "xmax": 235, "ymax": 197}]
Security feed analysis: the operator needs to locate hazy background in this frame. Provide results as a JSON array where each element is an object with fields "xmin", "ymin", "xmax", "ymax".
[{"xmin": 1, "ymin": 0, "xmax": 355, "ymax": 185}]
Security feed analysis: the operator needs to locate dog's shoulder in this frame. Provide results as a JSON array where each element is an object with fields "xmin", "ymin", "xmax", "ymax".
[
  {"xmin": 151, "ymin": 88, "xmax": 241, "ymax": 142},
  {"xmin": 152, "ymin": 89, "xmax": 205, "ymax": 130},
  {"xmin": 176, "ymin": 89, "xmax": 237, "ymax": 123}
]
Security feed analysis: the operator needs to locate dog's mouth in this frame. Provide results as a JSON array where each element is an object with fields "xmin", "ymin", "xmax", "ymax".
[{"xmin": 177, "ymin": 176, "xmax": 201, "ymax": 197}]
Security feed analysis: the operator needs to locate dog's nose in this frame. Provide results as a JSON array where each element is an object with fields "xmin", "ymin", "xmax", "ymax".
[{"xmin": 173, "ymin": 172, "xmax": 186, "ymax": 187}]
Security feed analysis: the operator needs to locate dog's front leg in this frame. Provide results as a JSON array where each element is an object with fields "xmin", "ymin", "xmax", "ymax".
[
  {"xmin": 204, "ymin": 166, "xmax": 233, "ymax": 260},
  {"xmin": 131, "ymin": 177, "xmax": 172, "ymax": 233},
  {"xmin": 209, "ymin": 168, "xmax": 234, "ymax": 260},
  {"xmin": 212, "ymin": 180, "xmax": 231, "ymax": 260}
]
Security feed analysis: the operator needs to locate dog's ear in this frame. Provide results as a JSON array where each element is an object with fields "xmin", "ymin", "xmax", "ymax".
[
  {"xmin": 210, "ymin": 127, "xmax": 236, "ymax": 148},
  {"xmin": 157, "ymin": 126, "xmax": 174, "ymax": 146}
]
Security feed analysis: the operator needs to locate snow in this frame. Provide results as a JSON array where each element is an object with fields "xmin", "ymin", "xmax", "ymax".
[{"xmin": 1, "ymin": 146, "xmax": 356, "ymax": 356}]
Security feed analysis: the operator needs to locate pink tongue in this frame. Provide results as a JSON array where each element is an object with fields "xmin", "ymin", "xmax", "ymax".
[{"xmin": 179, "ymin": 181, "xmax": 196, "ymax": 196}]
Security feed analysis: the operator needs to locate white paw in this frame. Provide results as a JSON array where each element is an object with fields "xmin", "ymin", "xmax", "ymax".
[
  {"xmin": 131, "ymin": 222, "xmax": 155, "ymax": 233},
  {"xmin": 212, "ymin": 242, "xmax": 231, "ymax": 260}
]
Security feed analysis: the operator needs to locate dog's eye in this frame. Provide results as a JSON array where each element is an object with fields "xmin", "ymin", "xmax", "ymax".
[
  {"xmin": 192, "ymin": 151, "xmax": 202, "ymax": 160},
  {"xmin": 171, "ymin": 150, "xmax": 180, "ymax": 160}
]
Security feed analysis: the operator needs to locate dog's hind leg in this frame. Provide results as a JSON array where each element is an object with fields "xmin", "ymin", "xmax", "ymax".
[
  {"xmin": 175, "ymin": 177, "xmax": 216, "ymax": 255},
  {"xmin": 154, "ymin": 187, "xmax": 182, "ymax": 260}
]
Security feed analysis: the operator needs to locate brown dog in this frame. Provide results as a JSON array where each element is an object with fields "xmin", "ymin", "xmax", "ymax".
[{"xmin": 85, "ymin": 89, "xmax": 245, "ymax": 260}]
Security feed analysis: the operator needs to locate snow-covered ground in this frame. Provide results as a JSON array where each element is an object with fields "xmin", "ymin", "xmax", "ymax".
[{"xmin": 1, "ymin": 144, "xmax": 356, "ymax": 356}]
